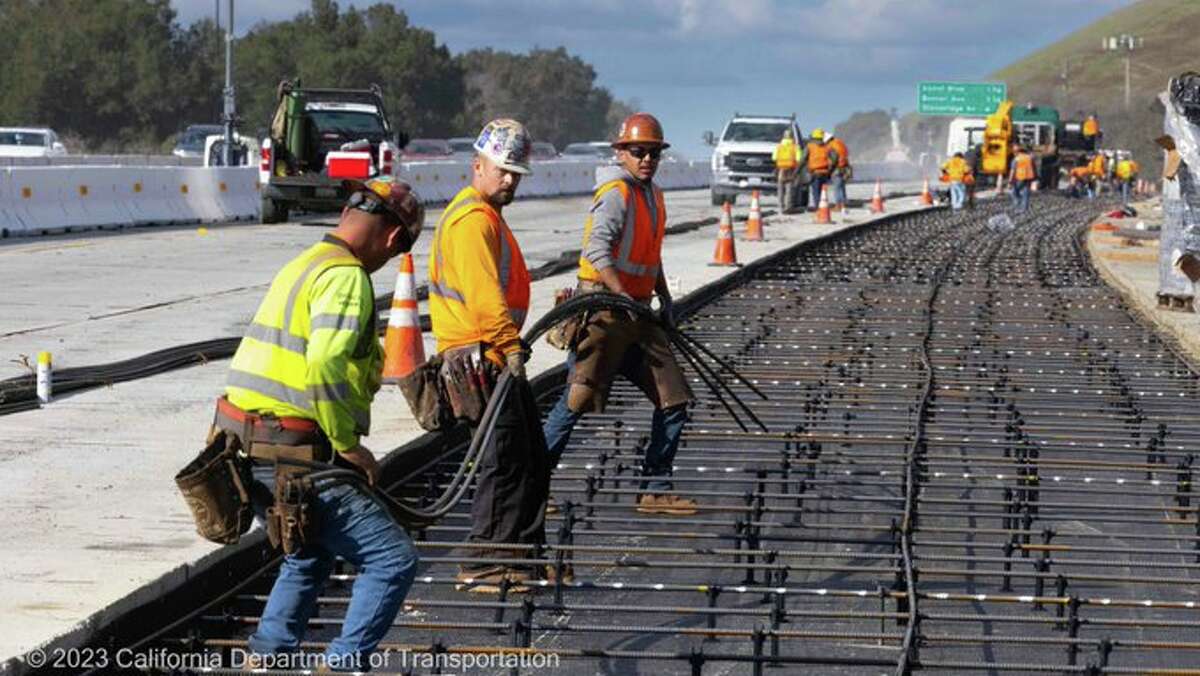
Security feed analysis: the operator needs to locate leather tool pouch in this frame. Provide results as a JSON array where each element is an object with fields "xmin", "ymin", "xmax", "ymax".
[
  {"xmin": 267, "ymin": 472, "xmax": 318, "ymax": 555},
  {"xmin": 440, "ymin": 343, "xmax": 497, "ymax": 425},
  {"xmin": 546, "ymin": 287, "xmax": 582, "ymax": 351},
  {"xmin": 175, "ymin": 430, "xmax": 254, "ymax": 545},
  {"xmin": 398, "ymin": 353, "xmax": 454, "ymax": 432}
]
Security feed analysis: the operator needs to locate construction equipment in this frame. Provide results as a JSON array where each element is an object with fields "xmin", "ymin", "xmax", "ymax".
[{"xmin": 980, "ymin": 99, "xmax": 1013, "ymax": 178}]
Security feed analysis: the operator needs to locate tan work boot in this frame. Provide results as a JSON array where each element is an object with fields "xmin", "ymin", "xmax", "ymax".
[
  {"xmin": 545, "ymin": 496, "xmax": 559, "ymax": 515},
  {"xmin": 636, "ymin": 494, "xmax": 698, "ymax": 516},
  {"xmin": 543, "ymin": 563, "xmax": 575, "ymax": 584},
  {"xmin": 455, "ymin": 566, "xmax": 531, "ymax": 594}
]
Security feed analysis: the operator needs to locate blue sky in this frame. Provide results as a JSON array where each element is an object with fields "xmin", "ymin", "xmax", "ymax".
[{"xmin": 174, "ymin": 0, "xmax": 1136, "ymax": 159}]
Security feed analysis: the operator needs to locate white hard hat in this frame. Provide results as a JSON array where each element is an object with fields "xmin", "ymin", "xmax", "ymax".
[{"xmin": 474, "ymin": 119, "xmax": 533, "ymax": 175}]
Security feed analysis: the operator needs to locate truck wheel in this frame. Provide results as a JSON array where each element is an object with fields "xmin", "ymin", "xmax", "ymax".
[{"xmin": 261, "ymin": 198, "xmax": 289, "ymax": 224}]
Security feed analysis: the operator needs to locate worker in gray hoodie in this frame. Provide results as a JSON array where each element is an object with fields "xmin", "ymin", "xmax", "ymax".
[{"xmin": 541, "ymin": 112, "xmax": 696, "ymax": 516}]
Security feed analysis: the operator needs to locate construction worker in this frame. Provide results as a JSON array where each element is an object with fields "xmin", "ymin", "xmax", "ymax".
[
  {"xmin": 1008, "ymin": 145, "xmax": 1036, "ymax": 213},
  {"xmin": 826, "ymin": 132, "xmax": 851, "ymax": 212},
  {"xmin": 1088, "ymin": 152, "xmax": 1108, "ymax": 199},
  {"xmin": 1115, "ymin": 154, "xmax": 1140, "ymax": 205},
  {"xmin": 1068, "ymin": 161, "xmax": 1092, "ymax": 199},
  {"xmin": 805, "ymin": 128, "xmax": 838, "ymax": 209},
  {"xmin": 541, "ymin": 112, "xmax": 697, "ymax": 516},
  {"xmin": 940, "ymin": 152, "xmax": 972, "ymax": 210},
  {"xmin": 771, "ymin": 129, "xmax": 801, "ymax": 212},
  {"xmin": 428, "ymin": 119, "xmax": 549, "ymax": 592},
  {"xmin": 217, "ymin": 176, "xmax": 425, "ymax": 670},
  {"xmin": 1082, "ymin": 113, "xmax": 1101, "ymax": 151}
]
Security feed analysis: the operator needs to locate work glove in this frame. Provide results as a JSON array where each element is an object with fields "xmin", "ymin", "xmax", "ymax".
[{"xmin": 505, "ymin": 351, "xmax": 527, "ymax": 380}]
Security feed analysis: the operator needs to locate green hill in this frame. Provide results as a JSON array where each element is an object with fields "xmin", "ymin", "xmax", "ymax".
[{"xmin": 992, "ymin": 0, "xmax": 1200, "ymax": 175}]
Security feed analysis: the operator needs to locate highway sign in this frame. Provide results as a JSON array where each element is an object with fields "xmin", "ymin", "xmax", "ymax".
[{"xmin": 918, "ymin": 81, "xmax": 1007, "ymax": 116}]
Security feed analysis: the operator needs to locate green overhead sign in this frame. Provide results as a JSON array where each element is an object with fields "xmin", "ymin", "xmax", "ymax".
[{"xmin": 918, "ymin": 81, "xmax": 1007, "ymax": 116}]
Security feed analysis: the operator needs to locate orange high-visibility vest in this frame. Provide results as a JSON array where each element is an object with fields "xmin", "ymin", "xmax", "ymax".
[
  {"xmin": 827, "ymin": 137, "xmax": 849, "ymax": 169},
  {"xmin": 429, "ymin": 186, "xmax": 531, "ymax": 364},
  {"xmin": 806, "ymin": 141, "xmax": 831, "ymax": 174},
  {"xmin": 772, "ymin": 138, "xmax": 799, "ymax": 170},
  {"xmin": 1089, "ymin": 154, "xmax": 1106, "ymax": 177},
  {"xmin": 578, "ymin": 178, "xmax": 667, "ymax": 301},
  {"xmin": 1013, "ymin": 153, "xmax": 1036, "ymax": 181},
  {"xmin": 1082, "ymin": 117, "xmax": 1099, "ymax": 137}
]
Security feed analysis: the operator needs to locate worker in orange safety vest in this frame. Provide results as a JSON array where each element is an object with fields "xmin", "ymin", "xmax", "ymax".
[
  {"xmin": 805, "ymin": 128, "xmax": 839, "ymax": 209},
  {"xmin": 825, "ymin": 132, "xmax": 850, "ymax": 211},
  {"xmin": 428, "ymin": 118, "xmax": 550, "ymax": 593},
  {"xmin": 1008, "ymin": 146, "xmax": 1036, "ymax": 213}
]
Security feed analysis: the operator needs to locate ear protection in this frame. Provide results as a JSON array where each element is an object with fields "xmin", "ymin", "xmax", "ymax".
[{"xmin": 347, "ymin": 189, "xmax": 386, "ymax": 215}]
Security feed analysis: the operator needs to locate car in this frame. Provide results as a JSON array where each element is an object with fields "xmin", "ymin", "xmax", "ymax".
[
  {"xmin": 259, "ymin": 81, "xmax": 407, "ymax": 224},
  {"xmin": 173, "ymin": 124, "xmax": 225, "ymax": 158},
  {"xmin": 561, "ymin": 142, "xmax": 612, "ymax": 161},
  {"xmin": 530, "ymin": 142, "xmax": 559, "ymax": 161},
  {"xmin": 0, "ymin": 127, "xmax": 67, "ymax": 158},
  {"xmin": 447, "ymin": 136, "xmax": 476, "ymax": 158},
  {"xmin": 704, "ymin": 114, "xmax": 807, "ymax": 208},
  {"xmin": 403, "ymin": 138, "xmax": 453, "ymax": 160}
]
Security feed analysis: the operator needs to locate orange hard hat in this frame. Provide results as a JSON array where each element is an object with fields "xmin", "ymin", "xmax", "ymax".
[{"xmin": 613, "ymin": 112, "xmax": 670, "ymax": 149}]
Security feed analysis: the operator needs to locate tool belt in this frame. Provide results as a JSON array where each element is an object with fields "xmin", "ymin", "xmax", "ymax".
[
  {"xmin": 175, "ymin": 429, "xmax": 254, "ymax": 545},
  {"xmin": 546, "ymin": 286, "xmax": 581, "ymax": 350},
  {"xmin": 440, "ymin": 343, "xmax": 500, "ymax": 425},
  {"xmin": 398, "ymin": 353, "xmax": 455, "ymax": 432}
]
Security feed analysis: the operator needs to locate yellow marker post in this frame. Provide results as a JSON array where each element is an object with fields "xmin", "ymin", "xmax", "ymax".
[{"xmin": 36, "ymin": 351, "xmax": 52, "ymax": 404}]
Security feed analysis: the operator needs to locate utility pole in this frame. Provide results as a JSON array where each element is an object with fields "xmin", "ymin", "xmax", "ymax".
[
  {"xmin": 1102, "ymin": 34, "xmax": 1142, "ymax": 111},
  {"xmin": 221, "ymin": 0, "xmax": 236, "ymax": 166}
]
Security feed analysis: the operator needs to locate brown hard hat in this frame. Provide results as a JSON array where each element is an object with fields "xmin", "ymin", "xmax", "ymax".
[
  {"xmin": 613, "ymin": 112, "xmax": 670, "ymax": 149},
  {"xmin": 343, "ymin": 176, "xmax": 425, "ymax": 246}
]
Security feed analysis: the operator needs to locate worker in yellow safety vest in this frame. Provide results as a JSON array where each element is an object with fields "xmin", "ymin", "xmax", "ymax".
[
  {"xmin": 940, "ymin": 152, "xmax": 973, "ymax": 210},
  {"xmin": 1082, "ymin": 113, "xmax": 1101, "ymax": 151},
  {"xmin": 806, "ymin": 128, "xmax": 839, "ymax": 209},
  {"xmin": 1008, "ymin": 146, "xmax": 1036, "ymax": 213},
  {"xmin": 542, "ymin": 112, "xmax": 697, "ymax": 517},
  {"xmin": 215, "ymin": 176, "xmax": 425, "ymax": 668},
  {"xmin": 1115, "ymin": 156, "xmax": 1140, "ymax": 205},
  {"xmin": 771, "ymin": 129, "xmax": 802, "ymax": 212},
  {"xmin": 428, "ymin": 118, "xmax": 550, "ymax": 594},
  {"xmin": 1087, "ymin": 152, "xmax": 1108, "ymax": 199},
  {"xmin": 826, "ymin": 133, "xmax": 851, "ymax": 211}
]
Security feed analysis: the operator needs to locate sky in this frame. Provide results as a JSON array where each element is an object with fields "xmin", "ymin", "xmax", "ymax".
[{"xmin": 173, "ymin": 0, "xmax": 1137, "ymax": 159}]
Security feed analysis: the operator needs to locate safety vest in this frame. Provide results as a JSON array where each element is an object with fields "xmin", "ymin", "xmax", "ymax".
[
  {"xmin": 1089, "ymin": 154, "xmax": 1106, "ymax": 177},
  {"xmin": 1082, "ymin": 117, "xmax": 1099, "ymax": 137},
  {"xmin": 429, "ymin": 186, "xmax": 531, "ymax": 363},
  {"xmin": 827, "ymin": 138, "xmax": 849, "ymax": 169},
  {"xmin": 772, "ymin": 139, "xmax": 798, "ymax": 169},
  {"xmin": 1013, "ymin": 153, "xmax": 1036, "ymax": 181},
  {"xmin": 226, "ymin": 236, "xmax": 380, "ymax": 451},
  {"xmin": 1115, "ymin": 159, "xmax": 1137, "ymax": 180},
  {"xmin": 578, "ymin": 177, "xmax": 667, "ymax": 300},
  {"xmin": 942, "ymin": 156, "xmax": 971, "ymax": 182},
  {"xmin": 806, "ymin": 141, "xmax": 831, "ymax": 174}
]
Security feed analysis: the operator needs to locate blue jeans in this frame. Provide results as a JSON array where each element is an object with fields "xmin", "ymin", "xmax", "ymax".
[
  {"xmin": 1121, "ymin": 179, "xmax": 1132, "ymax": 205},
  {"xmin": 949, "ymin": 182, "xmax": 966, "ymax": 210},
  {"xmin": 248, "ymin": 465, "xmax": 418, "ymax": 671},
  {"xmin": 543, "ymin": 351, "xmax": 688, "ymax": 492},
  {"xmin": 809, "ymin": 174, "xmax": 830, "ymax": 208},
  {"xmin": 830, "ymin": 173, "xmax": 846, "ymax": 207},
  {"xmin": 1010, "ymin": 180, "xmax": 1030, "ymax": 212}
]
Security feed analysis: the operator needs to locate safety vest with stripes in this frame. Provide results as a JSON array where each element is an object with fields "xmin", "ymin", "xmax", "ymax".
[
  {"xmin": 1013, "ymin": 153, "xmax": 1036, "ymax": 181},
  {"xmin": 429, "ymin": 186, "xmax": 531, "ymax": 364},
  {"xmin": 225, "ymin": 236, "xmax": 381, "ymax": 452},
  {"xmin": 772, "ymin": 138, "xmax": 799, "ymax": 170},
  {"xmin": 1115, "ymin": 159, "xmax": 1138, "ymax": 180},
  {"xmin": 1089, "ymin": 154, "xmax": 1106, "ymax": 178},
  {"xmin": 827, "ymin": 138, "xmax": 849, "ymax": 169},
  {"xmin": 577, "ymin": 177, "xmax": 667, "ymax": 301},
  {"xmin": 806, "ymin": 141, "xmax": 831, "ymax": 175}
]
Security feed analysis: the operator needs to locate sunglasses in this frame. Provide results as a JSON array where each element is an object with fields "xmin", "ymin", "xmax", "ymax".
[{"xmin": 625, "ymin": 146, "xmax": 662, "ymax": 161}]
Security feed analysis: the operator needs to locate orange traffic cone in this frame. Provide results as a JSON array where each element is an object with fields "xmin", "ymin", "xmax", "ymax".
[
  {"xmin": 815, "ymin": 184, "xmax": 832, "ymax": 224},
  {"xmin": 744, "ymin": 190, "xmax": 764, "ymax": 241},
  {"xmin": 382, "ymin": 253, "xmax": 425, "ymax": 383},
  {"xmin": 710, "ymin": 201, "xmax": 739, "ymax": 266},
  {"xmin": 870, "ymin": 179, "xmax": 885, "ymax": 213},
  {"xmin": 920, "ymin": 178, "xmax": 933, "ymax": 206}
]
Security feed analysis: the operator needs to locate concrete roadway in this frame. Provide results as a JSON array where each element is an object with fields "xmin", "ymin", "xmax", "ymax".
[{"xmin": 0, "ymin": 182, "xmax": 927, "ymax": 671}]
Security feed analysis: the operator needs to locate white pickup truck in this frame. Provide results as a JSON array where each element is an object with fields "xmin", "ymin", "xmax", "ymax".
[
  {"xmin": 704, "ymin": 114, "xmax": 807, "ymax": 208},
  {"xmin": 0, "ymin": 127, "xmax": 67, "ymax": 158}
]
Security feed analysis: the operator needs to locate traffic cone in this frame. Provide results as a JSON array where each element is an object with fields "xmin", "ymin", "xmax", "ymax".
[
  {"xmin": 710, "ymin": 201, "xmax": 739, "ymax": 266},
  {"xmin": 382, "ymin": 253, "xmax": 425, "ymax": 383},
  {"xmin": 815, "ymin": 184, "xmax": 832, "ymax": 224},
  {"xmin": 920, "ymin": 178, "xmax": 933, "ymax": 206},
  {"xmin": 869, "ymin": 179, "xmax": 885, "ymax": 213},
  {"xmin": 744, "ymin": 190, "xmax": 764, "ymax": 241}
]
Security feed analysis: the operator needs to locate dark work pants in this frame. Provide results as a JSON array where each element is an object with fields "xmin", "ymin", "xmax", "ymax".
[{"xmin": 466, "ymin": 377, "xmax": 550, "ymax": 572}]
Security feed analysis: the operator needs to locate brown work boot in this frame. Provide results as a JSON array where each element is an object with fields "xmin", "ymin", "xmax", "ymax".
[
  {"xmin": 545, "ymin": 496, "xmax": 560, "ymax": 515},
  {"xmin": 542, "ymin": 563, "xmax": 575, "ymax": 584},
  {"xmin": 455, "ymin": 566, "xmax": 531, "ymax": 594},
  {"xmin": 636, "ymin": 494, "xmax": 698, "ymax": 516}
]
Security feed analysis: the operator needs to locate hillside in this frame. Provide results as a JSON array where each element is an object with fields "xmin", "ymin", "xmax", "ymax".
[
  {"xmin": 991, "ymin": 0, "xmax": 1200, "ymax": 175},
  {"xmin": 835, "ymin": 0, "xmax": 1200, "ymax": 174}
]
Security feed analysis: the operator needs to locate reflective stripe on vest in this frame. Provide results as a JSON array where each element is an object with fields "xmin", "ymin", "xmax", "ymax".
[
  {"xmin": 1014, "ymin": 154, "xmax": 1035, "ymax": 181},
  {"xmin": 431, "ymin": 189, "xmax": 529, "ymax": 325}
]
